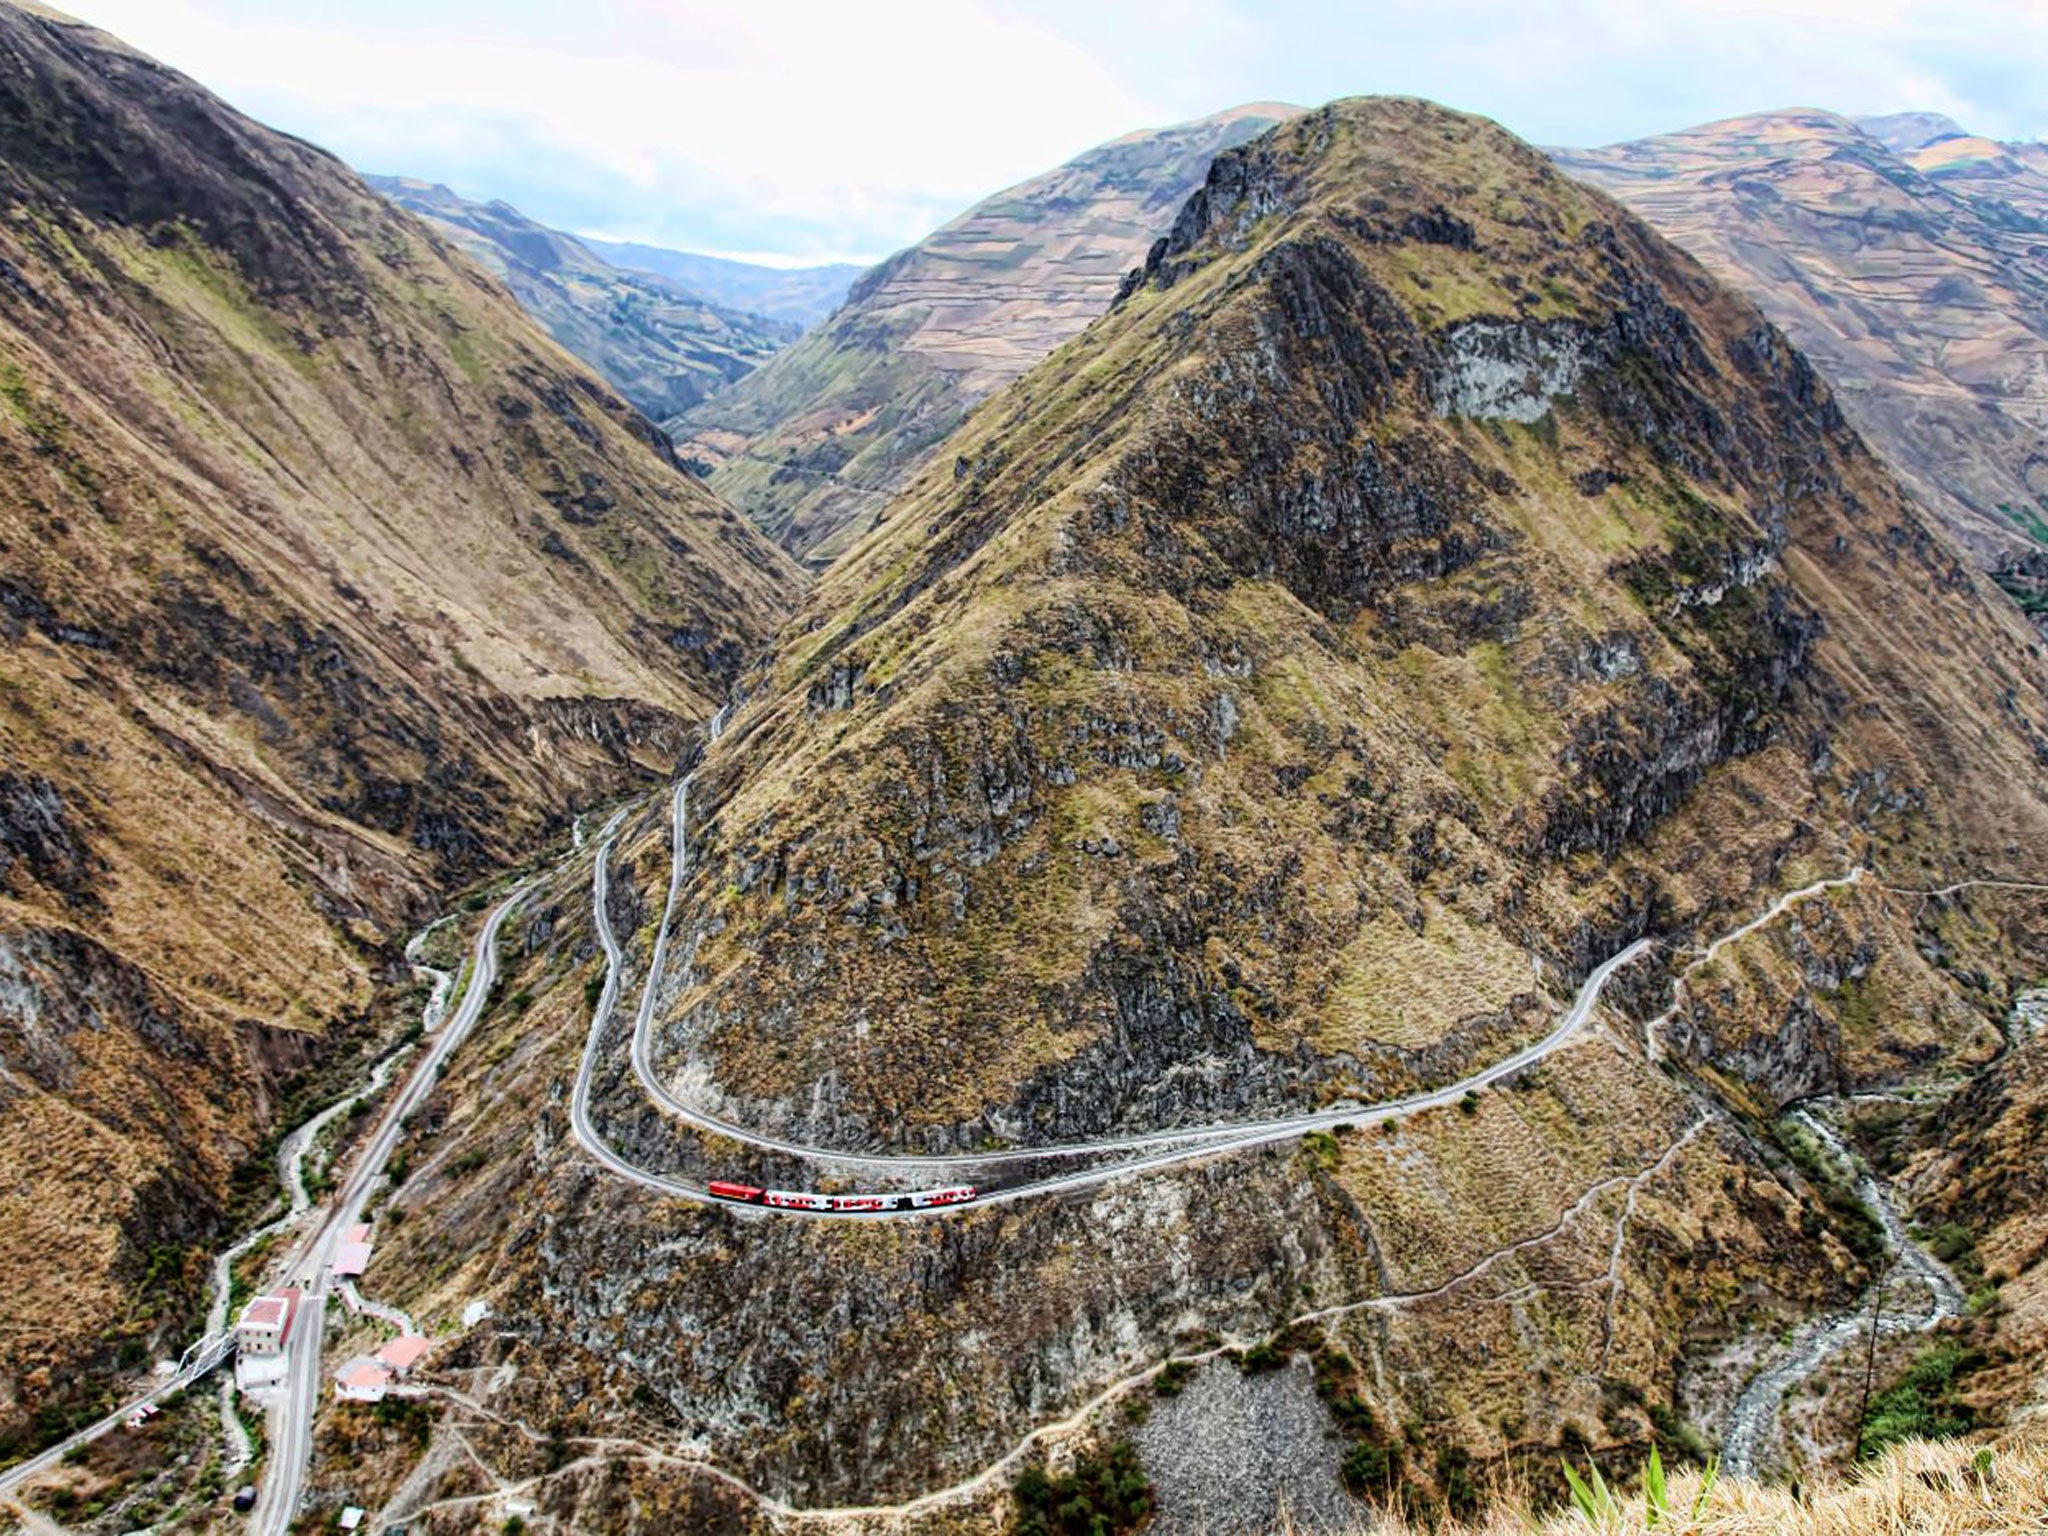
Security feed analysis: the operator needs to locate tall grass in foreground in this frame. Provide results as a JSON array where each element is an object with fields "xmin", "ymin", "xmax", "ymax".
[{"xmin": 1274, "ymin": 1431, "xmax": 2048, "ymax": 1535}]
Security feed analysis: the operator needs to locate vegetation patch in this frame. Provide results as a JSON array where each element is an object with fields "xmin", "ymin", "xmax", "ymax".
[
  {"xmin": 1010, "ymin": 1441, "xmax": 1153, "ymax": 1536},
  {"xmin": 1857, "ymin": 1342, "xmax": 1984, "ymax": 1460}
]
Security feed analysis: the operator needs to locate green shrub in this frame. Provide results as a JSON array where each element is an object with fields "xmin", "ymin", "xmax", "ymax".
[
  {"xmin": 1238, "ymin": 1342, "xmax": 1285, "ymax": 1374},
  {"xmin": 371, "ymin": 1395, "xmax": 435, "ymax": 1450},
  {"xmin": 1328, "ymin": 1392, "xmax": 1376, "ymax": 1437},
  {"xmin": 1341, "ymin": 1441, "xmax": 1395, "ymax": 1495},
  {"xmin": 1152, "ymin": 1360, "xmax": 1195, "ymax": 1398},
  {"xmin": 1011, "ymin": 1441, "xmax": 1152, "ymax": 1536},
  {"xmin": 1859, "ymin": 1343, "xmax": 1983, "ymax": 1459},
  {"xmin": 1922, "ymin": 1222, "xmax": 1985, "ymax": 1289},
  {"xmin": 1437, "ymin": 1446, "xmax": 1480, "ymax": 1518}
]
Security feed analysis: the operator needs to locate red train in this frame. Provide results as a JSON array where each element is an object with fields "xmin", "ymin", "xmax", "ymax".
[{"xmin": 707, "ymin": 1181, "xmax": 978, "ymax": 1213}]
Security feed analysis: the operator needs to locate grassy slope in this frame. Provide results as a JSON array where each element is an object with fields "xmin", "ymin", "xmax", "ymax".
[{"xmin": 0, "ymin": 0, "xmax": 800, "ymax": 1449}]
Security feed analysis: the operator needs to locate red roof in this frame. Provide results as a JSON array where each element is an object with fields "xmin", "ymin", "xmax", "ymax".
[
  {"xmin": 241, "ymin": 1287, "xmax": 302, "ymax": 1344},
  {"xmin": 376, "ymin": 1334, "xmax": 431, "ymax": 1372},
  {"xmin": 333, "ymin": 1241, "xmax": 373, "ymax": 1277},
  {"xmin": 342, "ymin": 1223, "xmax": 371, "ymax": 1244}
]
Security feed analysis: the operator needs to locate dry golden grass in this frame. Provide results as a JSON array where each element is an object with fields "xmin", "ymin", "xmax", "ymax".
[{"xmin": 1289, "ymin": 1434, "xmax": 2048, "ymax": 1535}]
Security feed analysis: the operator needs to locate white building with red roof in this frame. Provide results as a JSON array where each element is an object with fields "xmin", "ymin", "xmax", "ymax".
[
  {"xmin": 333, "ymin": 1356, "xmax": 392, "ymax": 1403},
  {"xmin": 376, "ymin": 1334, "xmax": 431, "ymax": 1376},
  {"xmin": 232, "ymin": 1287, "xmax": 302, "ymax": 1392}
]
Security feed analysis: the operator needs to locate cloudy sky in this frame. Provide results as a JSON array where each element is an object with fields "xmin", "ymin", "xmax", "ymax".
[{"xmin": 67, "ymin": 0, "xmax": 2047, "ymax": 267}]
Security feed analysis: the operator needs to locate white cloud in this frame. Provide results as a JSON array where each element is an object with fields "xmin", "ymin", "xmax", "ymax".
[
  {"xmin": 62, "ymin": 0, "xmax": 1167, "ymax": 261},
  {"xmin": 57, "ymin": 0, "xmax": 2047, "ymax": 264}
]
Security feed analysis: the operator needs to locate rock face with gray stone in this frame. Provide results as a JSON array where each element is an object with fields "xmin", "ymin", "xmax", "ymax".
[{"xmin": 1135, "ymin": 1358, "xmax": 1358, "ymax": 1535}]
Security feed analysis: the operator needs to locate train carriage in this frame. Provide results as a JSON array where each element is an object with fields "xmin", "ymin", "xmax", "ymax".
[{"xmin": 703, "ymin": 1181, "xmax": 979, "ymax": 1212}]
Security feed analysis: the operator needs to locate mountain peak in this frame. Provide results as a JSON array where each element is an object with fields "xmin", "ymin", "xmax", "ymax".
[
  {"xmin": 678, "ymin": 100, "xmax": 1301, "ymax": 564},
  {"xmin": 1857, "ymin": 109, "xmax": 1971, "ymax": 152},
  {"xmin": 664, "ymin": 90, "xmax": 2048, "ymax": 1168}
]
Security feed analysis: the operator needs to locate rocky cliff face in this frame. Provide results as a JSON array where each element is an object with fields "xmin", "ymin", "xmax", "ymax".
[
  {"xmin": 335, "ymin": 100, "xmax": 2048, "ymax": 1529},
  {"xmin": 366, "ymin": 176, "xmax": 799, "ymax": 423},
  {"xmin": 674, "ymin": 103, "xmax": 1300, "ymax": 567},
  {"xmin": 0, "ymin": 0, "xmax": 801, "ymax": 1451},
  {"xmin": 1552, "ymin": 111, "xmax": 2048, "ymax": 616}
]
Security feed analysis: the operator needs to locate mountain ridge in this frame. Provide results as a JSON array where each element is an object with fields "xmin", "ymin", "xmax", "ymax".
[
  {"xmin": 333, "ymin": 97, "xmax": 2048, "ymax": 1527},
  {"xmin": 365, "ymin": 173, "xmax": 800, "ymax": 424},
  {"xmin": 1553, "ymin": 107, "xmax": 2048, "ymax": 607},
  {"xmin": 576, "ymin": 237, "xmax": 859, "ymax": 329}
]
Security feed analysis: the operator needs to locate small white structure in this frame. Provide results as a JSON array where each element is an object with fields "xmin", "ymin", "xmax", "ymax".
[
  {"xmin": 339, "ymin": 1508, "xmax": 364, "ymax": 1530},
  {"xmin": 235, "ymin": 1288, "xmax": 300, "ymax": 1354},
  {"xmin": 332, "ymin": 1240, "xmax": 373, "ymax": 1279},
  {"xmin": 333, "ymin": 1356, "xmax": 393, "ymax": 1403}
]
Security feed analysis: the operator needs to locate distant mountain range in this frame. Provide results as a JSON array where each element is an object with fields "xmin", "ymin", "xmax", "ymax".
[
  {"xmin": 577, "ymin": 239, "xmax": 860, "ymax": 329},
  {"xmin": 671, "ymin": 102, "xmax": 1302, "ymax": 566},
  {"xmin": 365, "ymin": 176, "xmax": 804, "ymax": 423},
  {"xmin": 1554, "ymin": 110, "xmax": 2048, "ymax": 616}
]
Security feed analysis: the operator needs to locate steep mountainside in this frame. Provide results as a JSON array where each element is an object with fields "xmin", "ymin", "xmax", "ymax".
[
  {"xmin": 674, "ymin": 102, "xmax": 1300, "ymax": 566},
  {"xmin": 578, "ymin": 238, "xmax": 859, "ymax": 330},
  {"xmin": 338, "ymin": 101, "xmax": 2048, "ymax": 1528},
  {"xmin": 0, "ymin": 0, "xmax": 800, "ymax": 1452},
  {"xmin": 366, "ymin": 176, "xmax": 799, "ymax": 423},
  {"xmin": 1552, "ymin": 111, "xmax": 2048, "ymax": 609}
]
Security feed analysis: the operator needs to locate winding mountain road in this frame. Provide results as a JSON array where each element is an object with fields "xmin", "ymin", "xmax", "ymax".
[{"xmin": 573, "ymin": 783, "xmax": 1658, "ymax": 1214}]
